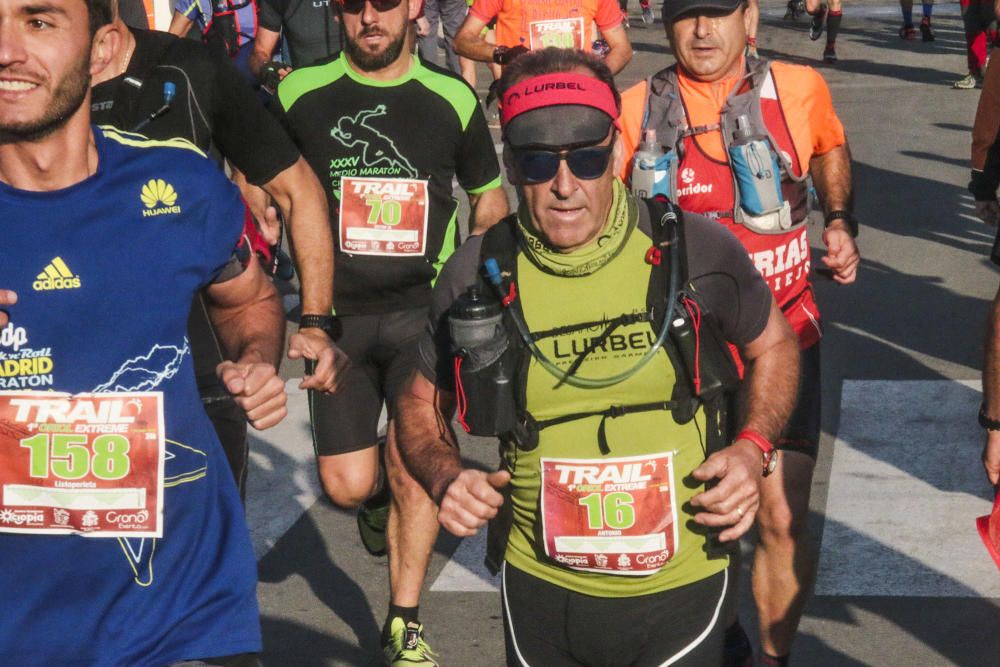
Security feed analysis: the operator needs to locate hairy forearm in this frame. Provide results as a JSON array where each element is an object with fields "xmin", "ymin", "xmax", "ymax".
[
  {"xmin": 810, "ymin": 143, "xmax": 853, "ymax": 214},
  {"xmin": 396, "ymin": 389, "xmax": 464, "ymax": 503},
  {"xmin": 454, "ymin": 29, "xmax": 495, "ymax": 63},
  {"xmin": 209, "ymin": 280, "xmax": 285, "ymax": 368},
  {"xmin": 469, "ymin": 187, "xmax": 509, "ymax": 235},
  {"xmin": 265, "ymin": 160, "xmax": 334, "ymax": 315},
  {"xmin": 604, "ymin": 44, "xmax": 633, "ymax": 75},
  {"xmin": 741, "ymin": 336, "xmax": 800, "ymax": 441}
]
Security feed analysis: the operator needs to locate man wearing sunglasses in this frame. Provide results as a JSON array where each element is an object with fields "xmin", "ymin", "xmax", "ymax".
[
  {"xmin": 396, "ymin": 47, "xmax": 800, "ymax": 666},
  {"xmin": 618, "ymin": 0, "xmax": 859, "ymax": 663},
  {"xmin": 271, "ymin": 0, "xmax": 508, "ymax": 663}
]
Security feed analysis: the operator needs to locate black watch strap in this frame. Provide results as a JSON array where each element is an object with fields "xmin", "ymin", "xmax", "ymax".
[
  {"xmin": 980, "ymin": 403, "xmax": 1000, "ymax": 431},
  {"xmin": 492, "ymin": 46, "xmax": 507, "ymax": 65},
  {"xmin": 825, "ymin": 210, "xmax": 858, "ymax": 238},
  {"xmin": 299, "ymin": 314, "xmax": 342, "ymax": 340}
]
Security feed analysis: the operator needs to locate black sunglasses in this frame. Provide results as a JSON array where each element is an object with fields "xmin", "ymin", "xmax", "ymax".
[
  {"xmin": 512, "ymin": 143, "xmax": 614, "ymax": 184},
  {"xmin": 337, "ymin": 0, "xmax": 403, "ymax": 13}
]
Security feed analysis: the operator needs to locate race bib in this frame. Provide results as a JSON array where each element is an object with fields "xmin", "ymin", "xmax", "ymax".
[
  {"xmin": 0, "ymin": 392, "xmax": 165, "ymax": 538},
  {"xmin": 528, "ymin": 17, "xmax": 585, "ymax": 50},
  {"xmin": 339, "ymin": 176, "xmax": 429, "ymax": 257},
  {"xmin": 540, "ymin": 453, "xmax": 677, "ymax": 575}
]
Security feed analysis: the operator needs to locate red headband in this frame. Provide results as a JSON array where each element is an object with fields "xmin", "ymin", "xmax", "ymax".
[{"xmin": 500, "ymin": 72, "xmax": 620, "ymax": 129}]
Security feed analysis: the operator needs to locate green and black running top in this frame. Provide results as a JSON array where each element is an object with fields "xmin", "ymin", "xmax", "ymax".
[{"xmin": 273, "ymin": 54, "xmax": 503, "ymax": 316}]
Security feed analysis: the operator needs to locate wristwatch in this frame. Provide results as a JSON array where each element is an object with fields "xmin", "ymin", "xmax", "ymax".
[
  {"xmin": 979, "ymin": 403, "xmax": 1000, "ymax": 431},
  {"xmin": 824, "ymin": 210, "xmax": 859, "ymax": 238},
  {"xmin": 492, "ymin": 46, "xmax": 509, "ymax": 65},
  {"xmin": 736, "ymin": 429, "xmax": 778, "ymax": 477},
  {"xmin": 299, "ymin": 314, "xmax": 342, "ymax": 340}
]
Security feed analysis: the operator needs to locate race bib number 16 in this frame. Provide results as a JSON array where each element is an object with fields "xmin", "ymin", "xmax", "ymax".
[
  {"xmin": 0, "ymin": 391, "xmax": 164, "ymax": 538},
  {"xmin": 540, "ymin": 453, "xmax": 678, "ymax": 576}
]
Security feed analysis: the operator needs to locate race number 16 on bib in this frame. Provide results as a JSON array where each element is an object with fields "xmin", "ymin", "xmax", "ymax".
[
  {"xmin": 541, "ymin": 453, "xmax": 678, "ymax": 575},
  {"xmin": 339, "ymin": 176, "xmax": 429, "ymax": 257},
  {"xmin": 0, "ymin": 391, "xmax": 165, "ymax": 538}
]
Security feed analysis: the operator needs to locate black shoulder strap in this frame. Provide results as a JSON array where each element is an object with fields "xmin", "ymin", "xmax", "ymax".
[{"xmin": 478, "ymin": 214, "xmax": 520, "ymax": 290}]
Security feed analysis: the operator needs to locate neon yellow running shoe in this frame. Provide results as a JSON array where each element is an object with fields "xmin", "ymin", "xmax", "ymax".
[{"xmin": 383, "ymin": 618, "xmax": 439, "ymax": 667}]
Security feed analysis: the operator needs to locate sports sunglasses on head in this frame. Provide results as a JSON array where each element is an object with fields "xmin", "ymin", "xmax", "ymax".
[
  {"xmin": 512, "ymin": 143, "xmax": 614, "ymax": 184},
  {"xmin": 336, "ymin": 0, "xmax": 403, "ymax": 13}
]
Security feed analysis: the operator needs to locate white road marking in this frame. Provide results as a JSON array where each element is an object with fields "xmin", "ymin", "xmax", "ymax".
[
  {"xmin": 815, "ymin": 379, "xmax": 1000, "ymax": 597},
  {"xmin": 245, "ymin": 381, "xmax": 321, "ymax": 559},
  {"xmin": 245, "ymin": 381, "xmax": 388, "ymax": 559},
  {"xmin": 431, "ymin": 529, "xmax": 500, "ymax": 592}
]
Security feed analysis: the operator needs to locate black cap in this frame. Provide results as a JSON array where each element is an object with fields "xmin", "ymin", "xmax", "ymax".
[{"xmin": 661, "ymin": 0, "xmax": 743, "ymax": 24}]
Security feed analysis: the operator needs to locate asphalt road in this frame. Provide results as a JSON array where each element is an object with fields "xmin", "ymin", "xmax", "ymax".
[{"xmin": 255, "ymin": 3, "xmax": 1000, "ymax": 665}]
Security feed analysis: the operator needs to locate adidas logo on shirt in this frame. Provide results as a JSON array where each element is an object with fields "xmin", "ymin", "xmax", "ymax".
[{"xmin": 33, "ymin": 257, "xmax": 82, "ymax": 291}]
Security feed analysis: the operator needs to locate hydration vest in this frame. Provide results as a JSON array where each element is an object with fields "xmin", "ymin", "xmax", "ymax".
[
  {"xmin": 456, "ymin": 200, "xmax": 741, "ymax": 574},
  {"xmin": 640, "ymin": 58, "xmax": 810, "ymax": 231}
]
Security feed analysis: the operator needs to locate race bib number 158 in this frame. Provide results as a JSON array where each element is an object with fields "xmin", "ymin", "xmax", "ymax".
[{"xmin": 0, "ymin": 391, "xmax": 165, "ymax": 538}]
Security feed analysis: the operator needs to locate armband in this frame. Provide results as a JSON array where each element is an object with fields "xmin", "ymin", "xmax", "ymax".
[
  {"xmin": 979, "ymin": 403, "xmax": 1000, "ymax": 431},
  {"xmin": 824, "ymin": 210, "xmax": 858, "ymax": 238}
]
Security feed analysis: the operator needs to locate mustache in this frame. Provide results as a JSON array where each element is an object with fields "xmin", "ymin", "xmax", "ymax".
[{"xmin": 359, "ymin": 25, "xmax": 386, "ymax": 37}]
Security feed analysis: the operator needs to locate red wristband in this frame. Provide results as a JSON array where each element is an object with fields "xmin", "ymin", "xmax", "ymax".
[{"xmin": 736, "ymin": 428, "xmax": 773, "ymax": 454}]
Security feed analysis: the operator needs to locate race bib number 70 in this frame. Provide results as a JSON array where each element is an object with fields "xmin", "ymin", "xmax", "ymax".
[
  {"xmin": 0, "ymin": 391, "xmax": 165, "ymax": 538},
  {"xmin": 339, "ymin": 176, "xmax": 429, "ymax": 257}
]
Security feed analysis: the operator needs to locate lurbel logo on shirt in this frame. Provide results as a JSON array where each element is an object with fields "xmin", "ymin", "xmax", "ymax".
[
  {"xmin": 140, "ymin": 179, "xmax": 182, "ymax": 217},
  {"xmin": 33, "ymin": 257, "xmax": 81, "ymax": 291},
  {"xmin": 677, "ymin": 167, "xmax": 713, "ymax": 197}
]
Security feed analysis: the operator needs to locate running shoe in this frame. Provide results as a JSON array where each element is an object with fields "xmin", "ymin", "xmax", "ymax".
[
  {"xmin": 641, "ymin": 5, "xmax": 654, "ymax": 23},
  {"xmin": 953, "ymin": 71, "xmax": 984, "ymax": 89},
  {"xmin": 823, "ymin": 44, "xmax": 837, "ymax": 63},
  {"xmin": 898, "ymin": 24, "xmax": 917, "ymax": 39},
  {"xmin": 783, "ymin": 0, "xmax": 804, "ymax": 19},
  {"xmin": 357, "ymin": 494, "xmax": 389, "ymax": 556},
  {"xmin": 809, "ymin": 4, "xmax": 827, "ymax": 40},
  {"xmin": 383, "ymin": 618, "xmax": 439, "ymax": 667},
  {"xmin": 920, "ymin": 16, "xmax": 935, "ymax": 41}
]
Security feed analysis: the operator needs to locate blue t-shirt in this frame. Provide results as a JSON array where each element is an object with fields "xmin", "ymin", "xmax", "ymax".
[{"xmin": 0, "ymin": 127, "xmax": 260, "ymax": 665}]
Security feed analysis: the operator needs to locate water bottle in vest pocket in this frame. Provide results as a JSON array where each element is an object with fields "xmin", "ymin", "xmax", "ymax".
[
  {"xmin": 449, "ymin": 287, "xmax": 518, "ymax": 437},
  {"xmin": 630, "ymin": 129, "xmax": 678, "ymax": 201},
  {"xmin": 728, "ymin": 114, "xmax": 785, "ymax": 230}
]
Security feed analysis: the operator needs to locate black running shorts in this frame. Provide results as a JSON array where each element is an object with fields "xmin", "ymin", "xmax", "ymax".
[
  {"xmin": 501, "ymin": 563, "xmax": 732, "ymax": 667},
  {"xmin": 309, "ymin": 308, "xmax": 424, "ymax": 456}
]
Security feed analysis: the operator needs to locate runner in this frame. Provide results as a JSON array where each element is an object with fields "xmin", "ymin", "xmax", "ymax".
[
  {"xmin": 619, "ymin": 0, "xmax": 860, "ymax": 663},
  {"xmin": 272, "ymin": 0, "xmax": 508, "ymax": 662},
  {"xmin": 90, "ymin": 11, "xmax": 346, "ymax": 497},
  {"xmin": 0, "ymin": 0, "xmax": 288, "ymax": 662},
  {"xmin": 803, "ymin": 0, "xmax": 842, "ymax": 63},
  {"xmin": 251, "ymin": 0, "xmax": 343, "ymax": 89},
  {"xmin": 953, "ymin": 0, "xmax": 996, "ymax": 89},
  {"xmin": 396, "ymin": 47, "xmax": 801, "ymax": 666},
  {"xmin": 453, "ymin": 0, "xmax": 633, "ymax": 73},
  {"xmin": 971, "ymin": 54, "xmax": 1000, "ymax": 224},
  {"xmin": 169, "ymin": 0, "xmax": 260, "ymax": 85},
  {"xmin": 898, "ymin": 0, "xmax": 934, "ymax": 40}
]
